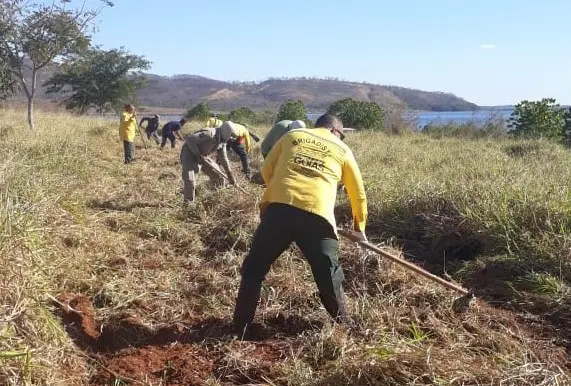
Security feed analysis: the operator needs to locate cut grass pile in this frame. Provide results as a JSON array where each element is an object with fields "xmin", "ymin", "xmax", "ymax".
[{"xmin": 0, "ymin": 109, "xmax": 569, "ymax": 385}]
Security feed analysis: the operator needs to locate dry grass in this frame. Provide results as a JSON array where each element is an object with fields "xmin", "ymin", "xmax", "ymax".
[{"xmin": 0, "ymin": 108, "xmax": 570, "ymax": 385}]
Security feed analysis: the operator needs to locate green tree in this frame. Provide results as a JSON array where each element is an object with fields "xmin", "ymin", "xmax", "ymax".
[
  {"xmin": 186, "ymin": 102, "xmax": 211, "ymax": 121},
  {"xmin": 564, "ymin": 108, "xmax": 571, "ymax": 146},
  {"xmin": 276, "ymin": 99, "xmax": 307, "ymax": 122},
  {"xmin": 0, "ymin": 56, "xmax": 19, "ymax": 99},
  {"xmin": 327, "ymin": 98, "xmax": 385, "ymax": 130},
  {"xmin": 509, "ymin": 98, "xmax": 566, "ymax": 140},
  {"xmin": 44, "ymin": 48, "xmax": 150, "ymax": 114},
  {"xmin": 229, "ymin": 107, "xmax": 256, "ymax": 125},
  {"xmin": 0, "ymin": 0, "xmax": 112, "ymax": 129}
]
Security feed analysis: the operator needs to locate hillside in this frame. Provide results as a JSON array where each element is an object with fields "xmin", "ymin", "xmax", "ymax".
[
  {"xmin": 12, "ymin": 67, "xmax": 478, "ymax": 112},
  {"xmin": 136, "ymin": 75, "xmax": 478, "ymax": 112},
  {"xmin": 1, "ymin": 109, "xmax": 569, "ymax": 385}
]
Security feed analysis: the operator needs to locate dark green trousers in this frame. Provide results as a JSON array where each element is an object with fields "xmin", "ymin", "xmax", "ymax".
[
  {"xmin": 123, "ymin": 141, "xmax": 134, "ymax": 164},
  {"xmin": 233, "ymin": 203, "xmax": 348, "ymax": 334}
]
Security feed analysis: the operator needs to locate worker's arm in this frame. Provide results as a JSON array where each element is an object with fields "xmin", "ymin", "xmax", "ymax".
[
  {"xmin": 261, "ymin": 135, "xmax": 282, "ymax": 184},
  {"xmin": 341, "ymin": 150, "xmax": 368, "ymax": 234},
  {"xmin": 216, "ymin": 144, "xmax": 236, "ymax": 184},
  {"xmin": 176, "ymin": 130, "xmax": 184, "ymax": 141},
  {"xmin": 139, "ymin": 117, "xmax": 148, "ymax": 127}
]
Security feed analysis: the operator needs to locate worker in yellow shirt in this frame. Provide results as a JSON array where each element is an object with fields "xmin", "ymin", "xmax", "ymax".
[
  {"xmin": 232, "ymin": 113, "xmax": 368, "ymax": 338},
  {"xmin": 218, "ymin": 121, "xmax": 259, "ymax": 179},
  {"xmin": 118, "ymin": 104, "xmax": 137, "ymax": 164},
  {"xmin": 206, "ymin": 114, "xmax": 223, "ymax": 128}
]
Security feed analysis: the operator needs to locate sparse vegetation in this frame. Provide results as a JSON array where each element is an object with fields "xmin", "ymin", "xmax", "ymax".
[
  {"xmin": 0, "ymin": 109, "xmax": 570, "ymax": 385},
  {"xmin": 0, "ymin": 0, "xmax": 112, "ymax": 129},
  {"xmin": 422, "ymin": 118, "xmax": 507, "ymax": 139}
]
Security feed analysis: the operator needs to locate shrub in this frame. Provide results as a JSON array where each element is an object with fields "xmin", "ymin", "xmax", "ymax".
[
  {"xmin": 229, "ymin": 107, "xmax": 257, "ymax": 125},
  {"xmin": 509, "ymin": 98, "xmax": 566, "ymax": 140},
  {"xmin": 327, "ymin": 98, "xmax": 385, "ymax": 130},
  {"xmin": 276, "ymin": 99, "xmax": 307, "ymax": 122},
  {"xmin": 185, "ymin": 103, "xmax": 211, "ymax": 121}
]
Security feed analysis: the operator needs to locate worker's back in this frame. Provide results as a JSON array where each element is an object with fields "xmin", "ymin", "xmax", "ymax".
[
  {"xmin": 260, "ymin": 120, "xmax": 292, "ymax": 156},
  {"xmin": 261, "ymin": 127, "xmax": 365, "ymax": 232}
]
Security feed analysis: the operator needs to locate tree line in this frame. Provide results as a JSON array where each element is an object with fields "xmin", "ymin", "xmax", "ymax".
[{"xmin": 184, "ymin": 98, "xmax": 388, "ymax": 131}]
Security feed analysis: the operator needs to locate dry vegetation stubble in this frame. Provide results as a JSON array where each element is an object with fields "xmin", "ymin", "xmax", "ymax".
[{"xmin": 0, "ymin": 110, "xmax": 569, "ymax": 385}]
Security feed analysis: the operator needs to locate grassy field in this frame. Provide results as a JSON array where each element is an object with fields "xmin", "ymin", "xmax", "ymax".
[{"xmin": 0, "ymin": 109, "xmax": 570, "ymax": 385}]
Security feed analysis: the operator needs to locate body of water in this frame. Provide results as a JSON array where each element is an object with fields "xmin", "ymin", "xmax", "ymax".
[
  {"xmin": 130, "ymin": 109, "xmax": 515, "ymax": 129},
  {"xmin": 406, "ymin": 109, "xmax": 513, "ymax": 128},
  {"xmin": 308, "ymin": 109, "xmax": 514, "ymax": 128}
]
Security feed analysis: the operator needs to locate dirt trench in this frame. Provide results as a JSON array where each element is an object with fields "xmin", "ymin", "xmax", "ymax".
[{"xmin": 54, "ymin": 293, "xmax": 313, "ymax": 385}]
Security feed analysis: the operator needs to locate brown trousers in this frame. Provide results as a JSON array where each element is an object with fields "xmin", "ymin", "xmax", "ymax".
[{"xmin": 180, "ymin": 143, "xmax": 225, "ymax": 202}]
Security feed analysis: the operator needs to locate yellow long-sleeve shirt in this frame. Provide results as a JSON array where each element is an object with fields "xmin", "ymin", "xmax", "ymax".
[
  {"xmin": 119, "ymin": 112, "xmax": 137, "ymax": 142},
  {"xmin": 206, "ymin": 117, "xmax": 223, "ymax": 128},
  {"xmin": 232, "ymin": 122, "xmax": 252, "ymax": 153},
  {"xmin": 261, "ymin": 127, "xmax": 367, "ymax": 234}
]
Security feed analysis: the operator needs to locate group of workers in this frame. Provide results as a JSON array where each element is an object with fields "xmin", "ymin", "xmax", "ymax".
[{"xmin": 118, "ymin": 104, "xmax": 368, "ymax": 339}]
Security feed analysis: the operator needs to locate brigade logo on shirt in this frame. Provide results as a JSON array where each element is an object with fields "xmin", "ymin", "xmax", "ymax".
[{"xmin": 293, "ymin": 153, "xmax": 325, "ymax": 171}]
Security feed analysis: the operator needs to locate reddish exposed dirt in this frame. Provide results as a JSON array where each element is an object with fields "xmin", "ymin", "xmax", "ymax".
[
  {"xmin": 56, "ymin": 294, "xmax": 226, "ymax": 385},
  {"xmin": 91, "ymin": 344, "xmax": 215, "ymax": 386},
  {"xmin": 56, "ymin": 293, "xmax": 100, "ymax": 348}
]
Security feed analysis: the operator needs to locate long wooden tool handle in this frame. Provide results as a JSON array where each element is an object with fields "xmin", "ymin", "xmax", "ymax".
[
  {"xmin": 338, "ymin": 229, "xmax": 469, "ymax": 295},
  {"xmin": 203, "ymin": 159, "xmax": 249, "ymax": 195},
  {"xmin": 133, "ymin": 114, "xmax": 148, "ymax": 150}
]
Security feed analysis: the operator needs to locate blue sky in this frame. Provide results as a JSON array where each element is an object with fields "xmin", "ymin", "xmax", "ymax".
[{"xmin": 82, "ymin": 0, "xmax": 570, "ymax": 105}]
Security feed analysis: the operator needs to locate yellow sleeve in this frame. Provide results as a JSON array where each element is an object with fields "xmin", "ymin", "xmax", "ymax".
[
  {"xmin": 342, "ymin": 150, "xmax": 368, "ymax": 232},
  {"xmin": 243, "ymin": 130, "xmax": 252, "ymax": 153},
  {"xmin": 261, "ymin": 135, "xmax": 282, "ymax": 184}
]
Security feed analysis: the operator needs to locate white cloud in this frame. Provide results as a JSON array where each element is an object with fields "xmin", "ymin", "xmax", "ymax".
[{"xmin": 480, "ymin": 44, "xmax": 497, "ymax": 49}]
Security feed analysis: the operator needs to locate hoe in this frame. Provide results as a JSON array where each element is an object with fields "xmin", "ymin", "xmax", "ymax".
[
  {"xmin": 203, "ymin": 163, "xmax": 475, "ymax": 312},
  {"xmin": 338, "ymin": 229, "xmax": 475, "ymax": 313}
]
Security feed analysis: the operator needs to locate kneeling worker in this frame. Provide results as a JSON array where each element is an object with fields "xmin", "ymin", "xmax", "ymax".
[
  {"xmin": 180, "ymin": 123, "xmax": 239, "ymax": 203},
  {"xmin": 232, "ymin": 113, "xmax": 368, "ymax": 337}
]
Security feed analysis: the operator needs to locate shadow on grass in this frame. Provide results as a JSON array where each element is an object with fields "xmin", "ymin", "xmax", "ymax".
[
  {"xmin": 88, "ymin": 199, "xmax": 164, "ymax": 212},
  {"xmin": 55, "ymin": 294, "xmax": 322, "ymax": 353}
]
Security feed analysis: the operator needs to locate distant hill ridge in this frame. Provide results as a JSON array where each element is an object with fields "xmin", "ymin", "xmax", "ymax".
[
  {"xmin": 14, "ymin": 66, "xmax": 479, "ymax": 112},
  {"xmin": 137, "ymin": 75, "xmax": 479, "ymax": 112}
]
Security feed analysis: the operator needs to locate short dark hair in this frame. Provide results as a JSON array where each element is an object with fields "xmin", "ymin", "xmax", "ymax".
[{"xmin": 315, "ymin": 113, "xmax": 342, "ymax": 131}]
